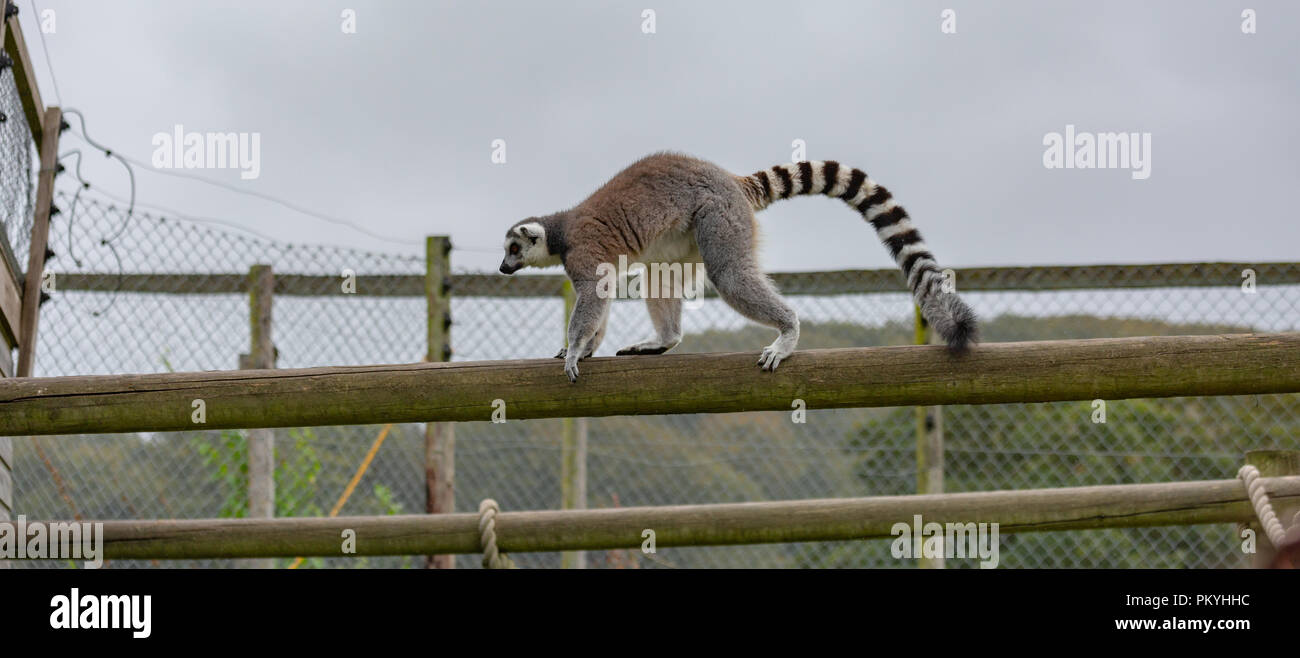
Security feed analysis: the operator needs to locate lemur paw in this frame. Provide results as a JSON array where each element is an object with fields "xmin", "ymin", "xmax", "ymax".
[
  {"xmin": 564, "ymin": 354, "xmax": 581, "ymax": 383},
  {"xmin": 758, "ymin": 340, "xmax": 796, "ymax": 372}
]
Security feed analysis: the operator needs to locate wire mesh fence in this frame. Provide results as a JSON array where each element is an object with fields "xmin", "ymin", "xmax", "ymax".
[
  {"xmin": 8, "ymin": 193, "xmax": 1300, "ymax": 568},
  {"xmin": 0, "ymin": 61, "xmax": 34, "ymax": 277}
]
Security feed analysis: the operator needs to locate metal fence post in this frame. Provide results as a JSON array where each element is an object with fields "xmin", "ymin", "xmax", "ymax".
[
  {"xmin": 560, "ymin": 280, "xmax": 588, "ymax": 569},
  {"xmin": 425, "ymin": 236, "xmax": 455, "ymax": 569},
  {"xmin": 240, "ymin": 264, "xmax": 275, "ymax": 568},
  {"xmin": 914, "ymin": 305, "xmax": 945, "ymax": 569}
]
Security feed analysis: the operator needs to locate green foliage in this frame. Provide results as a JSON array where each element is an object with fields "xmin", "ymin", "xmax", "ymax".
[
  {"xmin": 191, "ymin": 427, "xmax": 324, "ymax": 520},
  {"xmin": 193, "ymin": 430, "xmax": 250, "ymax": 519},
  {"xmin": 276, "ymin": 428, "xmax": 324, "ymax": 518}
]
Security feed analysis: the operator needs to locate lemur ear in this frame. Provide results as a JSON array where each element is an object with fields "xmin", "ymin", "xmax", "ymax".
[{"xmin": 517, "ymin": 225, "xmax": 539, "ymax": 244}]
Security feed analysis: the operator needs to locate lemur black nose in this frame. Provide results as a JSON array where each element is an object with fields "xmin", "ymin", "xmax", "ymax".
[{"xmin": 499, "ymin": 262, "xmax": 513, "ymax": 275}]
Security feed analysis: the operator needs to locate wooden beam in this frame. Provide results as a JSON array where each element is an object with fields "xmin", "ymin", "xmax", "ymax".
[
  {"xmin": 243, "ymin": 264, "xmax": 275, "ymax": 569},
  {"xmin": 5, "ymin": 475, "xmax": 1299, "ymax": 560},
  {"xmin": 0, "ymin": 457, "xmax": 10, "ymax": 515},
  {"xmin": 0, "ymin": 249, "xmax": 22, "ymax": 351},
  {"xmin": 0, "ymin": 8, "xmax": 10, "ymax": 538},
  {"xmin": 423, "ymin": 236, "xmax": 454, "ymax": 569},
  {"xmin": 51, "ymin": 262, "xmax": 1300, "ymax": 298},
  {"xmin": 913, "ymin": 305, "xmax": 943, "ymax": 569},
  {"xmin": 560, "ymin": 280, "xmax": 588, "ymax": 569},
  {"xmin": 1, "ymin": 333, "xmax": 1298, "ymax": 437},
  {"xmin": 2, "ymin": 13, "xmax": 45, "ymax": 146},
  {"xmin": 15, "ymin": 105, "xmax": 59, "ymax": 377}
]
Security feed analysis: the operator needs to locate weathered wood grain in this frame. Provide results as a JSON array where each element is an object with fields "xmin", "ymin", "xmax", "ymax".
[
  {"xmin": 2, "ymin": 333, "xmax": 1298, "ymax": 436},
  {"xmin": 5, "ymin": 476, "xmax": 1296, "ymax": 560},
  {"xmin": 0, "ymin": 249, "xmax": 22, "ymax": 351},
  {"xmin": 424, "ymin": 236, "xmax": 454, "ymax": 569}
]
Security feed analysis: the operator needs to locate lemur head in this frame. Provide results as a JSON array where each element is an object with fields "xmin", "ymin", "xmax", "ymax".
[{"xmin": 499, "ymin": 220, "xmax": 558, "ymax": 274}]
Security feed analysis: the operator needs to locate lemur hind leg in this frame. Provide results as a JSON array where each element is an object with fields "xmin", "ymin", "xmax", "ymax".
[
  {"xmin": 695, "ymin": 201, "xmax": 799, "ymax": 371},
  {"xmin": 617, "ymin": 294, "xmax": 683, "ymax": 355}
]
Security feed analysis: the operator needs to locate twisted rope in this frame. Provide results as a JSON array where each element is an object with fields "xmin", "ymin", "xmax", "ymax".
[
  {"xmin": 1238, "ymin": 465, "xmax": 1288, "ymax": 547},
  {"xmin": 478, "ymin": 499, "xmax": 517, "ymax": 569}
]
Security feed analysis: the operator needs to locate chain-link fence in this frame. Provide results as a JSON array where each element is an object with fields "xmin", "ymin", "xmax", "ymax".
[
  {"xmin": 0, "ymin": 60, "xmax": 34, "ymax": 280},
  {"xmin": 8, "ymin": 193, "xmax": 1299, "ymax": 568}
]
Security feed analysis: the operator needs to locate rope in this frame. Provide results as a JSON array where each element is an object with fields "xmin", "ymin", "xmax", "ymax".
[
  {"xmin": 477, "ymin": 499, "xmax": 516, "ymax": 569},
  {"xmin": 1237, "ymin": 465, "xmax": 1288, "ymax": 547},
  {"xmin": 287, "ymin": 423, "xmax": 392, "ymax": 569}
]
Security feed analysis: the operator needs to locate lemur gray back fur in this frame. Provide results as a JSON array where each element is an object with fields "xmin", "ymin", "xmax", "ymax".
[{"xmin": 500, "ymin": 152, "xmax": 977, "ymax": 382}]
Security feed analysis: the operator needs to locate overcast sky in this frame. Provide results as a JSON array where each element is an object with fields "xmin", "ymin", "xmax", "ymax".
[{"xmin": 14, "ymin": 0, "xmax": 1300, "ymax": 273}]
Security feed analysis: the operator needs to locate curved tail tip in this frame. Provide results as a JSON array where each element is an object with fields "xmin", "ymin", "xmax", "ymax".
[{"xmin": 923, "ymin": 293, "xmax": 979, "ymax": 355}]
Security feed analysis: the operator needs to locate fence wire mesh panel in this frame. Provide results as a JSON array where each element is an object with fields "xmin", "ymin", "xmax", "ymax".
[
  {"xmin": 0, "ymin": 62, "xmax": 34, "ymax": 278},
  {"xmin": 9, "ymin": 197, "xmax": 1299, "ymax": 568}
]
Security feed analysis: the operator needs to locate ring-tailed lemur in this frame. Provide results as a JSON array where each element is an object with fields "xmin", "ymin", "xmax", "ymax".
[{"xmin": 499, "ymin": 152, "xmax": 977, "ymax": 382}]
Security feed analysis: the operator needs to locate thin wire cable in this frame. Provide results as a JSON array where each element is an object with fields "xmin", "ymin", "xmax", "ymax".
[
  {"xmin": 28, "ymin": 0, "xmax": 62, "ymax": 106},
  {"xmin": 60, "ymin": 109, "xmax": 136, "ymax": 240},
  {"xmin": 61, "ymin": 109, "xmax": 414, "ymax": 246}
]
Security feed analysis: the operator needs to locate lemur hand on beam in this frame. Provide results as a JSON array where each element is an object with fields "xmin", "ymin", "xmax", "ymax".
[{"xmin": 499, "ymin": 153, "xmax": 978, "ymax": 382}]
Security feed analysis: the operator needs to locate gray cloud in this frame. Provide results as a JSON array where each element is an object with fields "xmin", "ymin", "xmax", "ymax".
[{"xmin": 20, "ymin": 0, "xmax": 1300, "ymax": 272}]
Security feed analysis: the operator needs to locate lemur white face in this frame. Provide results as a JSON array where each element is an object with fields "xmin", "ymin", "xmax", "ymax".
[{"xmin": 499, "ymin": 221, "xmax": 551, "ymax": 274}]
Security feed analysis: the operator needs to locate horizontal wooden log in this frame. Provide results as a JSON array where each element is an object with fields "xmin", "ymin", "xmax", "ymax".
[
  {"xmin": 52, "ymin": 261, "xmax": 1300, "ymax": 298},
  {"xmin": 5, "ymin": 476, "xmax": 1298, "ymax": 559},
  {"xmin": 1, "ymin": 333, "xmax": 1298, "ymax": 436}
]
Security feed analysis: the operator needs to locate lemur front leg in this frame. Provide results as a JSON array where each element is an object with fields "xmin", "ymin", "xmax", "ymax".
[
  {"xmin": 561, "ymin": 280, "xmax": 611, "ymax": 382},
  {"xmin": 554, "ymin": 296, "xmax": 610, "ymax": 360},
  {"xmin": 617, "ymin": 295, "xmax": 682, "ymax": 355}
]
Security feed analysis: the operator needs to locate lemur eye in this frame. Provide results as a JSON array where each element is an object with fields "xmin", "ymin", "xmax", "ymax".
[{"xmin": 509, "ymin": 244, "xmax": 521, "ymax": 255}]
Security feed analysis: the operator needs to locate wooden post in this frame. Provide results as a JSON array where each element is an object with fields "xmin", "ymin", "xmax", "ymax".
[
  {"xmin": 14, "ymin": 107, "xmax": 60, "ymax": 377},
  {"xmin": 424, "ymin": 236, "xmax": 455, "ymax": 569},
  {"xmin": 2, "ymin": 12, "xmax": 56, "ymax": 569},
  {"xmin": 560, "ymin": 281, "xmax": 588, "ymax": 569},
  {"xmin": 1243, "ymin": 450, "xmax": 1300, "ymax": 568},
  {"xmin": 914, "ymin": 305, "xmax": 945, "ymax": 568},
  {"xmin": 240, "ymin": 264, "xmax": 275, "ymax": 568}
]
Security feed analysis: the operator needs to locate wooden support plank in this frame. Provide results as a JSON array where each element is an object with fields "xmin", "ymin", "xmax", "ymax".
[
  {"xmin": 2, "ymin": 13, "xmax": 45, "ymax": 146},
  {"xmin": 243, "ymin": 264, "xmax": 275, "ymax": 569},
  {"xmin": 0, "ymin": 250, "xmax": 22, "ymax": 350},
  {"xmin": 5, "ymin": 476, "xmax": 1299, "ymax": 560},
  {"xmin": 2, "ymin": 333, "xmax": 1299, "ymax": 437},
  {"xmin": 0, "ymin": 10, "xmax": 11, "ymax": 541},
  {"xmin": 0, "ymin": 336, "xmax": 12, "ymax": 378},
  {"xmin": 560, "ymin": 280, "xmax": 588, "ymax": 569},
  {"xmin": 913, "ymin": 305, "xmax": 944, "ymax": 569},
  {"xmin": 52, "ymin": 262, "xmax": 1300, "ymax": 298},
  {"xmin": 0, "ymin": 458, "xmax": 10, "ymax": 512},
  {"xmin": 14, "ymin": 106, "xmax": 59, "ymax": 377},
  {"xmin": 423, "ymin": 236, "xmax": 454, "ymax": 569}
]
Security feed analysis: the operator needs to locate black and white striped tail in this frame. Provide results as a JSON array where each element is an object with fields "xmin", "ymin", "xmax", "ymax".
[{"xmin": 737, "ymin": 161, "xmax": 977, "ymax": 353}]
